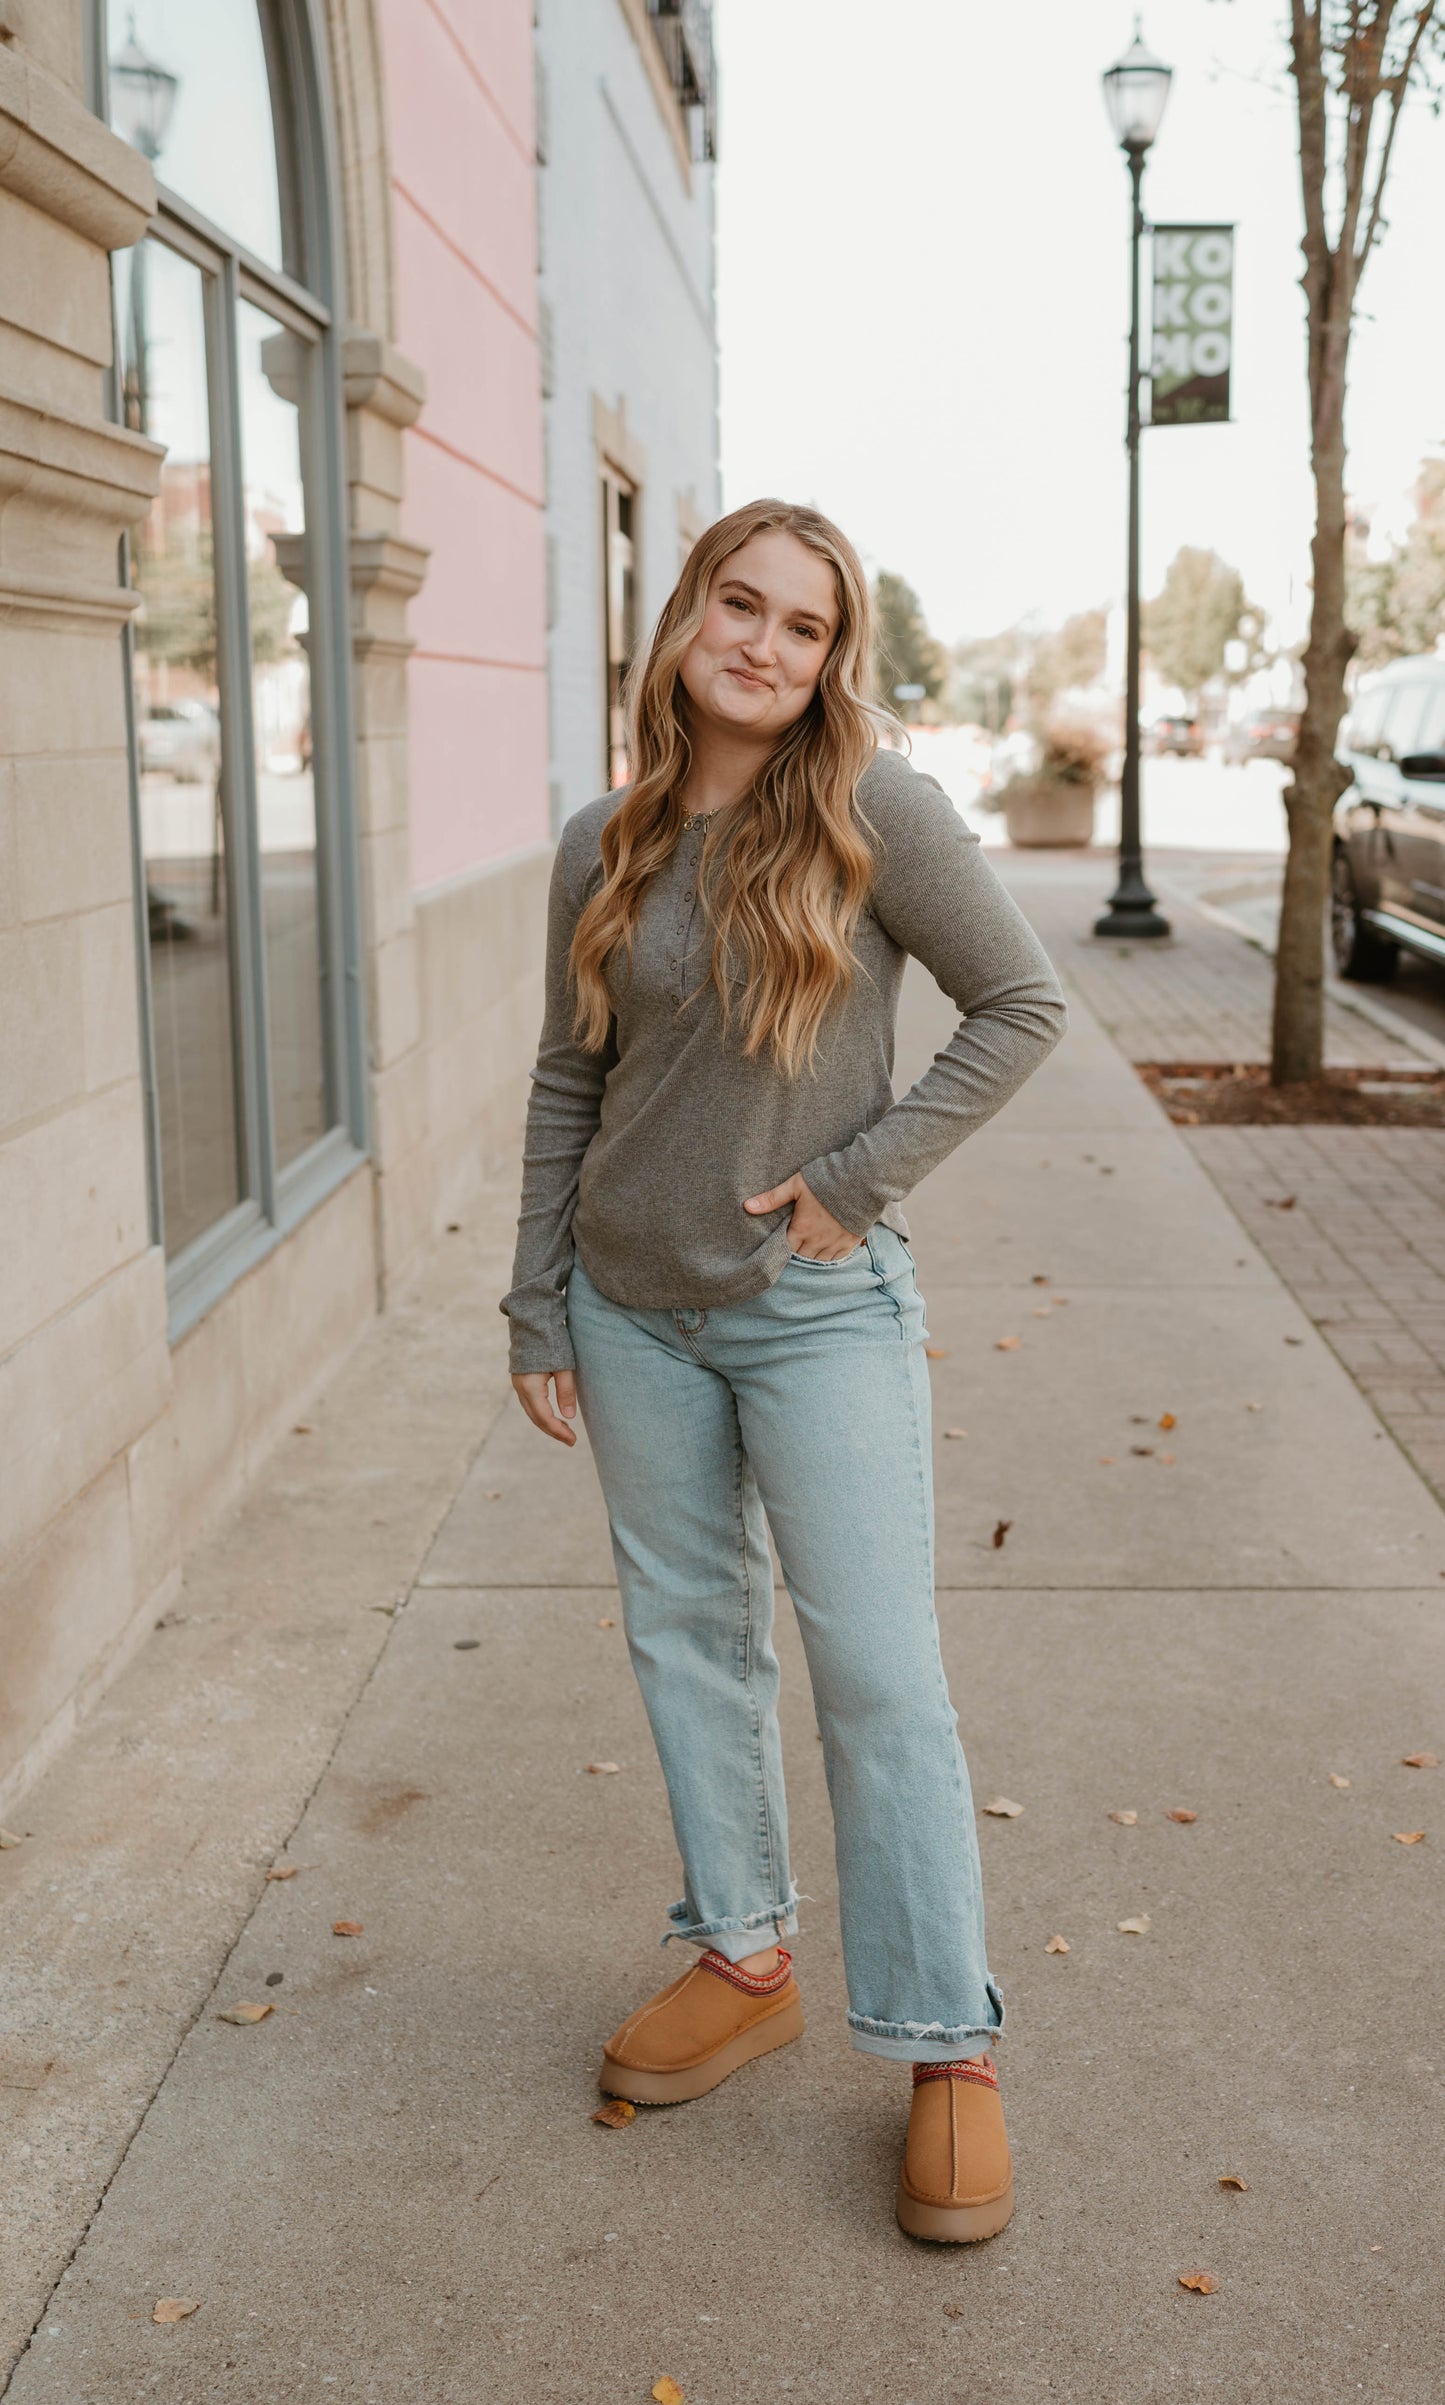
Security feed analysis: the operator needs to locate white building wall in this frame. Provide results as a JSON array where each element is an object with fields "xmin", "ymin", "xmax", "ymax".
[{"xmin": 535, "ymin": 0, "xmax": 720, "ymax": 827}]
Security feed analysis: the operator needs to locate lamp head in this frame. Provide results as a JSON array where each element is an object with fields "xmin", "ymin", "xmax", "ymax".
[
  {"xmin": 109, "ymin": 14, "xmax": 179, "ymax": 164},
  {"xmin": 1103, "ymin": 20, "xmax": 1173, "ymax": 153}
]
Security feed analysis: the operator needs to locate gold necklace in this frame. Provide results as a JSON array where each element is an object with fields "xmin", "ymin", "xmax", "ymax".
[{"xmin": 679, "ymin": 809, "xmax": 713, "ymax": 833}]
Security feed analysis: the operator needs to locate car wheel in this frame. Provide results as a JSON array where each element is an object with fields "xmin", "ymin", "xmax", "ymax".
[{"xmin": 1331, "ymin": 849, "xmax": 1397, "ymax": 981}]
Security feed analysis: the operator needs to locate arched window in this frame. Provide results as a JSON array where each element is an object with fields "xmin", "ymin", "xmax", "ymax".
[{"xmin": 103, "ymin": 1, "xmax": 364, "ymax": 1330}]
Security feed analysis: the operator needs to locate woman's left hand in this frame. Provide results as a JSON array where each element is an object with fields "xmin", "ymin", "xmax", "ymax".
[{"xmin": 743, "ymin": 1172, "xmax": 863, "ymax": 1260}]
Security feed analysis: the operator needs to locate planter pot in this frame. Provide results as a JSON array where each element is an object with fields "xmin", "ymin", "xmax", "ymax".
[{"xmin": 1002, "ymin": 778, "xmax": 1097, "ymax": 849}]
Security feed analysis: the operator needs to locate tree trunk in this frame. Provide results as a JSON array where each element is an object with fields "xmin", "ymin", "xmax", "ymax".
[{"xmin": 1271, "ymin": 326, "xmax": 1355, "ymax": 1083}]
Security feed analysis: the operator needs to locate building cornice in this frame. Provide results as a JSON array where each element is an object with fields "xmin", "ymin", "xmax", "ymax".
[
  {"xmin": 0, "ymin": 45, "xmax": 155, "ymax": 251},
  {"xmin": 343, "ymin": 333, "xmax": 427, "ymax": 429},
  {"xmin": 0, "ymin": 385, "xmax": 162, "ymax": 630}
]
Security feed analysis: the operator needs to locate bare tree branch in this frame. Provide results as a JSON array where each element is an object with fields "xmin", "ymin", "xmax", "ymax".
[{"xmin": 1356, "ymin": 1, "xmax": 1442, "ymax": 271}]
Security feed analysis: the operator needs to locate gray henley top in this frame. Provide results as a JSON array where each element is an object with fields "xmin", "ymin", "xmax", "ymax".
[{"xmin": 501, "ymin": 746, "xmax": 1068, "ymax": 1373}]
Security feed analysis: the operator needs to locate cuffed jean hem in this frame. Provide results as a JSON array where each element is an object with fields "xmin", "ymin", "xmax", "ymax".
[
  {"xmin": 662, "ymin": 1895, "xmax": 802, "ymax": 1954},
  {"xmin": 849, "ymin": 2024, "xmax": 1001, "ymax": 2063}
]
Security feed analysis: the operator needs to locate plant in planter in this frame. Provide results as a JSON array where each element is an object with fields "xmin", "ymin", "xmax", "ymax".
[{"xmin": 999, "ymin": 720, "xmax": 1111, "ymax": 848}]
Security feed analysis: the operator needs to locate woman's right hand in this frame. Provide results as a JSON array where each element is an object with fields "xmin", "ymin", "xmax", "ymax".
[{"xmin": 512, "ymin": 1369, "xmax": 578, "ymax": 1446}]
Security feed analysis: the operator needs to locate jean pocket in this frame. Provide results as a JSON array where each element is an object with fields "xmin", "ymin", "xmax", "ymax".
[{"xmin": 788, "ymin": 1244, "xmax": 867, "ymax": 1267}]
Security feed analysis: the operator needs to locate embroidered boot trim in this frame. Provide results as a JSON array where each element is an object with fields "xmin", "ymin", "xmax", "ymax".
[
  {"xmin": 911, "ymin": 2054, "xmax": 999, "ymax": 2090},
  {"xmin": 698, "ymin": 1947, "xmax": 793, "ymax": 1995}
]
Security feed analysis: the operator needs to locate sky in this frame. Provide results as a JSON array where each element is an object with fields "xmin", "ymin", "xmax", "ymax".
[{"xmin": 713, "ymin": 0, "xmax": 1445, "ymax": 655}]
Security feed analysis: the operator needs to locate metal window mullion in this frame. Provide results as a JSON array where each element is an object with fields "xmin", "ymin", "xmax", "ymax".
[
  {"xmin": 288, "ymin": 323, "xmax": 341, "ymax": 1138},
  {"xmin": 292, "ymin": 0, "xmax": 369, "ymax": 1151},
  {"xmin": 118, "ymin": 528, "xmax": 165, "ymax": 1249},
  {"xmin": 313, "ymin": 314, "xmax": 368, "ymax": 1150},
  {"xmin": 207, "ymin": 250, "xmax": 279, "ymax": 1224}
]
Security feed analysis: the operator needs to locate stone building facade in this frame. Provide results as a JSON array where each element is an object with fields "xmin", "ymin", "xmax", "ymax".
[{"xmin": 0, "ymin": 0, "xmax": 718, "ymax": 1811}]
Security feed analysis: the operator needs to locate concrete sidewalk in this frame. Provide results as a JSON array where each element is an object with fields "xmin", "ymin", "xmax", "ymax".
[{"xmin": 4, "ymin": 860, "xmax": 1444, "ymax": 2404}]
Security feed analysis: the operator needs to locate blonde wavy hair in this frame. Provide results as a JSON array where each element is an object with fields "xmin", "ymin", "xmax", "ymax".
[{"xmin": 568, "ymin": 499, "xmax": 891, "ymax": 1079}]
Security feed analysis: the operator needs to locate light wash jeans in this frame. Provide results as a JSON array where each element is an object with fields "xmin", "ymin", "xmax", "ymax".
[{"xmin": 567, "ymin": 1223, "xmax": 1005, "ymax": 2063}]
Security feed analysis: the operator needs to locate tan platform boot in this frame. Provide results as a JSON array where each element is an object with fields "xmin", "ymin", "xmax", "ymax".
[
  {"xmin": 895, "ymin": 2055, "xmax": 1015, "ymax": 2243},
  {"xmin": 600, "ymin": 1947, "xmax": 804, "ymax": 2105}
]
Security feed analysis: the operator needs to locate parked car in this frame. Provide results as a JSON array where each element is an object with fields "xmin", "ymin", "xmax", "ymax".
[
  {"xmin": 137, "ymin": 700, "xmax": 220, "ymax": 784},
  {"xmin": 1223, "ymin": 709, "xmax": 1298, "ymax": 766},
  {"xmin": 1146, "ymin": 715, "xmax": 1204, "ymax": 758},
  {"xmin": 1332, "ymin": 654, "xmax": 1445, "ymax": 980}
]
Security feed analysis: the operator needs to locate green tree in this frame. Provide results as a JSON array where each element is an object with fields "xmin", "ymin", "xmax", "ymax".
[
  {"xmin": 872, "ymin": 571, "xmax": 946, "ymax": 714},
  {"xmin": 1028, "ymin": 608, "xmax": 1109, "ymax": 720},
  {"xmin": 1143, "ymin": 547, "xmax": 1253, "ymax": 709},
  {"xmin": 947, "ymin": 627, "xmax": 1020, "ymax": 730},
  {"xmin": 135, "ymin": 526, "xmax": 298, "ymax": 679},
  {"xmin": 1347, "ymin": 456, "xmax": 1445, "ymax": 670}
]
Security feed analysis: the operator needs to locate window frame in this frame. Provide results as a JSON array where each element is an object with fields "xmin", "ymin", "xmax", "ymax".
[{"xmin": 94, "ymin": 0, "xmax": 369, "ymax": 1341}]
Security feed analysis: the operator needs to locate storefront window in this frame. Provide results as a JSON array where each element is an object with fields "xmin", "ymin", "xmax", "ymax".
[
  {"xmin": 105, "ymin": 0, "xmax": 362, "ymax": 1321},
  {"xmin": 116, "ymin": 239, "xmax": 242, "ymax": 1256}
]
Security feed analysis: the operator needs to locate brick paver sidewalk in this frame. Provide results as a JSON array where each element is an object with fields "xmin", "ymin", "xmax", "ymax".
[{"xmin": 999, "ymin": 849, "xmax": 1445, "ymax": 1506}]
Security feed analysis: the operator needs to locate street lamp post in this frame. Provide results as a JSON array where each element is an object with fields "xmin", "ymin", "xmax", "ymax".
[{"xmin": 1095, "ymin": 24, "xmax": 1173, "ymax": 942}]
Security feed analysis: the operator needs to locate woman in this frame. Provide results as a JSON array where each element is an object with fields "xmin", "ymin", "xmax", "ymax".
[{"xmin": 502, "ymin": 499, "xmax": 1066, "ymax": 2243}]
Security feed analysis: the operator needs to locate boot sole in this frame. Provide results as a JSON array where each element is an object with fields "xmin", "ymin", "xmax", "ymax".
[
  {"xmin": 895, "ymin": 2176, "xmax": 1015, "ymax": 2245},
  {"xmin": 599, "ymin": 1993, "xmax": 804, "ymax": 2104}
]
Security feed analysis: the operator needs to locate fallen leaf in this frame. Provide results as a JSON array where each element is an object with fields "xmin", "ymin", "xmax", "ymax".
[
  {"xmin": 152, "ymin": 2298, "xmax": 201, "ymax": 2325},
  {"xmin": 453, "ymin": 1639, "xmax": 481, "ymax": 1652},
  {"xmin": 1158, "ymin": 1412, "xmax": 1177, "ymax": 1430},
  {"xmin": 1284, "ymin": 1335, "xmax": 1304, "ymax": 1346},
  {"xmin": 292, "ymin": 1423, "xmax": 312, "ymax": 1435},
  {"xmin": 1178, "ymin": 2269, "xmax": 1219, "ymax": 2294},
  {"xmin": 991, "ymin": 1519, "xmax": 1012, "ymax": 1549},
  {"xmin": 1116, "ymin": 1914, "xmax": 1151, "ymax": 1935},
  {"xmin": 995, "ymin": 1335, "xmax": 1021, "ymax": 1351},
  {"xmin": 1159, "ymin": 1451, "xmax": 1176, "ymax": 1465},
  {"xmin": 1245, "ymin": 1400, "xmax": 1263, "ymax": 1412},
  {"xmin": 1108, "ymin": 1809, "xmax": 1138, "ymax": 1825},
  {"xmin": 333, "ymin": 1919, "xmax": 365, "ymax": 1936},
  {"xmin": 1098, "ymin": 1455, "xmax": 1115, "ymax": 1466},
  {"xmin": 1130, "ymin": 1444, "xmax": 1154, "ymax": 1457},
  {"xmin": 265, "ymin": 1864, "xmax": 298, "ymax": 1882},
  {"xmin": 1328, "ymin": 1773, "xmax": 1350, "ymax": 1789},
  {"xmin": 0, "ymin": 1827, "xmax": 24, "ymax": 1849},
  {"xmin": 597, "ymin": 1617, "xmax": 617, "ymax": 1629},
  {"xmin": 1392, "ymin": 1830, "xmax": 1426, "ymax": 1845},
  {"xmin": 1166, "ymin": 1808, "xmax": 1198, "ymax": 1824},
  {"xmin": 1268, "ymin": 1195, "xmax": 1298, "ymax": 1211},
  {"xmin": 943, "ymin": 2301, "xmax": 966, "ymax": 2318},
  {"xmin": 1218, "ymin": 2175, "xmax": 1249, "ymax": 2191},
  {"xmin": 446, "ymin": 1221, "xmax": 461, "ymax": 1233},
  {"xmin": 1402, "ymin": 1751, "xmax": 1440, "ymax": 1769},
  {"xmin": 587, "ymin": 1762, "xmax": 622, "ymax": 1775},
  {"xmin": 1031, "ymin": 1306, "xmax": 1051, "ymax": 1318},
  {"xmin": 983, "ymin": 1797, "xmax": 1025, "ymax": 1817},
  {"xmin": 482, "ymin": 1489, "xmax": 502, "ymax": 1500},
  {"xmin": 1128, "ymin": 1414, "xmax": 1149, "ymax": 1425},
  {"xmin": 925, "ymin": 1345, "xmax": 949, "ymax": 1359},
  {"xmin": 1031, "ymin": 1273, "xmax": 1050, "ymax": 1285},
  {"xmin": 1052, "ymin": 1295, "xmax": 1070, "ymax": 1304},
  {"xmin": 216, "ymin": 2001, "xmax": 273, "ymax": 2024},
  {"xmin": 591, "ymin": 2099, "xmax": 636, "ymax": 2128},
  {"xmin": 943, "ymin": 1426, "xmax": 968, "ymax": 1440},
  {"xmin": 653, "ymin": 2382, "xmax": 686, "ymax": 2405},
  {"xmin": 1044, "ymin": 1934, "xmax": 1070, "ymax": 1954}
]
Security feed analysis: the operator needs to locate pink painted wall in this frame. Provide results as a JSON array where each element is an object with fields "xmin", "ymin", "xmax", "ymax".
[{"xmin": 379, "ymin": 0, "xmax": 548, "ymax": 888}]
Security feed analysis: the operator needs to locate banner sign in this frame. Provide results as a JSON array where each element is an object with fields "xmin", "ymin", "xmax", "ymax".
[{"xmin": 1150, "ymin": 225, "xmax": 1234, "ymax": 425}]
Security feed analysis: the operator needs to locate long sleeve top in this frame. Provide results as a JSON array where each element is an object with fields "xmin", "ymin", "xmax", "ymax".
[{"xmin": 501, "ymin": 745, "xmax": 1068, "ymax": 1373}]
